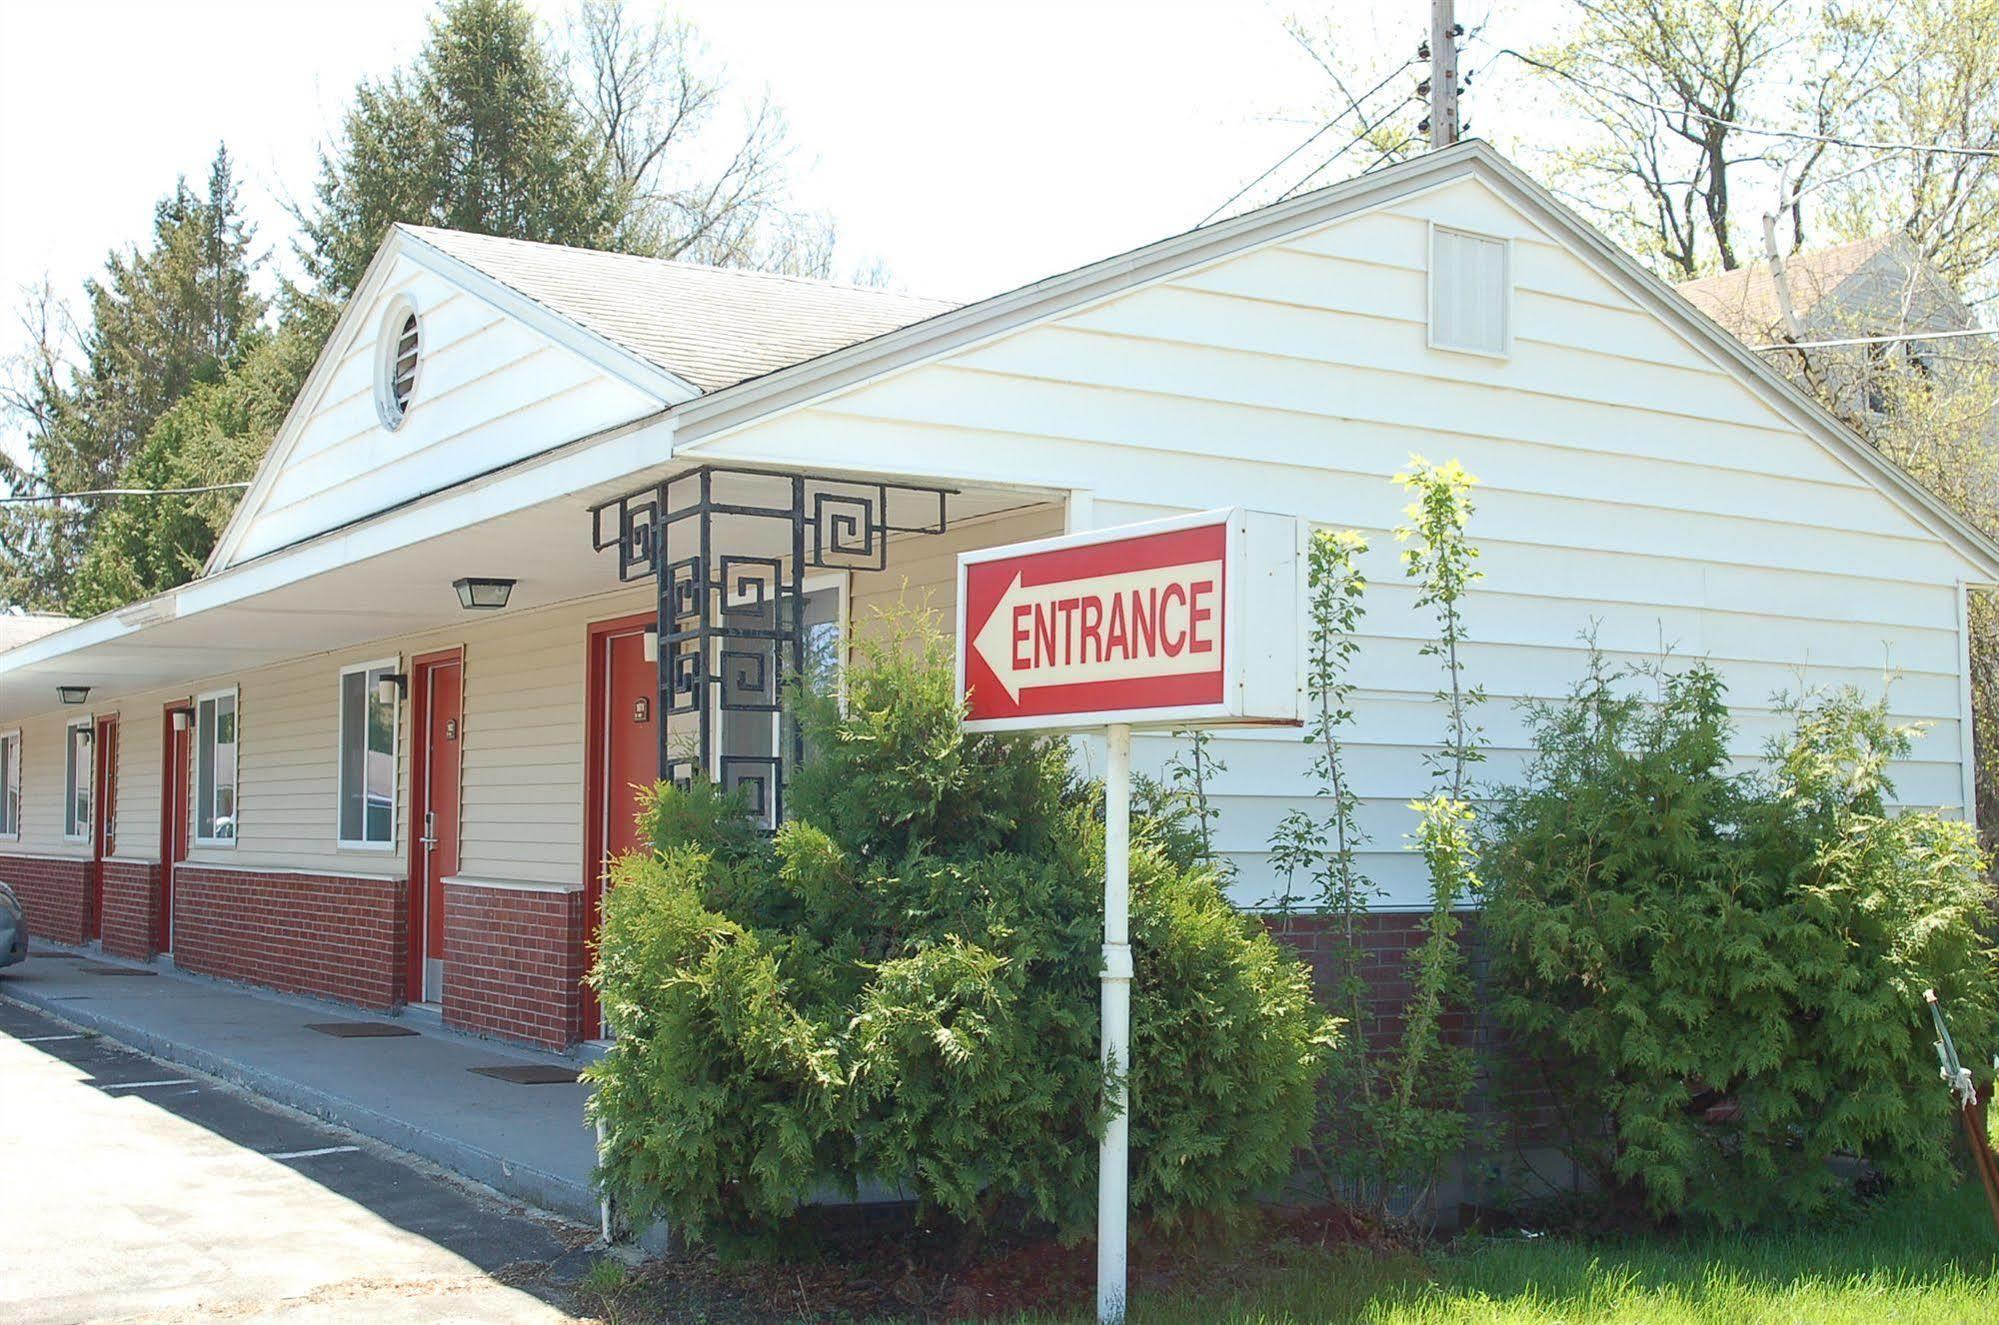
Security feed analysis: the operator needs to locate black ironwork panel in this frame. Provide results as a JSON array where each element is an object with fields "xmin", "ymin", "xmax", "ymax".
[{"xmin": 587, "ymin": 464, "xmax": 956, "ymax": 826}]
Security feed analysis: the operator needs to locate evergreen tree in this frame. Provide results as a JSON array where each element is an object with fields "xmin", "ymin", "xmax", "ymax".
[
  {"xmin": 77, "ymin": 143, "xmax": 265, "ymax": 475},
  {"xmin": 0, "ymin": 144, "xmax": 263, "ymax": 609},
  {"xmin": 300, "ymin": 0, "xmax": 624, "ymax": 303},
  {"xmin": 68, "ymin": 322, "xmax": 316, "ymax": 617}
]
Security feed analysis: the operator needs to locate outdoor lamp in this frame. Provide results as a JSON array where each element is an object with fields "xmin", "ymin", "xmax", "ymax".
[
  {"xmin": 56, "ymin": 684, "xmax": 90, "ymax": 706},
  {"xmin": 376, "ymin": 672, "xmax": 408, "ymax": 705},
  {"xmin": 642, "ymin": 627, "xmax": 659, "ymax": 663},
  {"xmin": 171, "ymin": 710, "xmax": 191, "ymax": 732},
  {"xmin": 453, "ymin": 576, "xmax": 515, "ymax": 610}
]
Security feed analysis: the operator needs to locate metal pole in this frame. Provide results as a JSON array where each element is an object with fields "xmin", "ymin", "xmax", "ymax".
[
  {"xmin": 1097, "ymin": 722, "xmax": 1133, "ymax": 1325},
  {"xmin": 1429, "ymin": 0, "xmax": 1459, "ymax": 150}
]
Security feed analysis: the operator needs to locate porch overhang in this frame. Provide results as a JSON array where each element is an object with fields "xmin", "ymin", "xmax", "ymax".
[{"xmin": 0, "ymin": 431, "xmax": 1060, "ymax": 725}]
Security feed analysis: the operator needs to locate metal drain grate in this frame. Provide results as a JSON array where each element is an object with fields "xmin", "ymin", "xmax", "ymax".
[
  {"xmin": 79, "ymin": 963, "xmax": 156, "ymax": 976},
  {"xmin": 469, "ymin": 1064, "xmax": 580, "ymax": 1085},
  {"xmin": 304, "ymin": 1021, "xmax": 419, "ymax": 1039},
  {"xmin": 31, "ymin": 951, "xmax": 85, "ymax": 959}
]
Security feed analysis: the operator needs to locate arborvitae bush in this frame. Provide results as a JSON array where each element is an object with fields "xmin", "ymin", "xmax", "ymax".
[
  {"xmin": 1481, "ymin": 652, "xmax": 1998, "ymax": 1226},
  {"xmin": 585, "ymin": 606, "xmax": 1336, "ymax": 1246}
]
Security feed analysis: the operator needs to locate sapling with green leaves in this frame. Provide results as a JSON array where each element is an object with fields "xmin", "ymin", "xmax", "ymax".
[
  {"xmin": 1164, "ymin": 726, "xmax": 1229, "ymax": 878},
  {"xmin": 1382, "ymin": 455, "xmax": 1482, "ymax": 1216},
  {"xmin": 1266, "ymin": 527, "xmax": 1391, "ymax": 1202}
]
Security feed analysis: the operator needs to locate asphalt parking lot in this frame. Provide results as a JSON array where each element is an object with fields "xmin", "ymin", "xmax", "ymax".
[{"xmin": 0, "ymin": 996, "xmax": 597, "ymax": 1323}]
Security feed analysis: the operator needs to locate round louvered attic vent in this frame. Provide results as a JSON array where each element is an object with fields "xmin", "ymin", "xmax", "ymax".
[{"xmin": 375, "ymin": 300, "xmax": 421, "ymax": 430}]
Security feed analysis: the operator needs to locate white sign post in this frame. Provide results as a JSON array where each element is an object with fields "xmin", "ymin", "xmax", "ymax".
[{"xmin": 957, "ymin": 509, "xmax": 1302, "ymax": 1325}]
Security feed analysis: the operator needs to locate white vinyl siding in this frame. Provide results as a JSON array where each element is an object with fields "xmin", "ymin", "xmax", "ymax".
[
  {"xmin": 1428, "ymin": 224, "xmax": 1510, "ymax": 356},
  {"xmin": 224, "ymin": 257, "xmax": 662, "ymax": 566},
  {"xmin": 194, "ymin": 689, "xmax": 239, "ymax": 846},
  {"xmin": 338, "ymin": 660, "xmax": 400, "ymax": 848},
  {"xmin": 62, "ymin": 720, "xmax": 91, "ymax": 842},
  {"xmin": 691, "ymin": 173, "xmax": 1981, "ymax": 908}
]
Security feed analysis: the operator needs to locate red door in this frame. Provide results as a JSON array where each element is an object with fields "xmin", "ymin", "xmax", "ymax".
[
  {"xmin": 159, "ymin": 704, "xmax": 192, "ymax": 953},
  {"xmin": 408, "ymin": 652, "xmax": 463, "ymax": 1003},
  {"xmin": 89, "ymin": 715, "xmax": 118, "ymax": 942},
  {"xmin": 584, "ymin": 615, "xmax": 658, "ymax": 1036}
]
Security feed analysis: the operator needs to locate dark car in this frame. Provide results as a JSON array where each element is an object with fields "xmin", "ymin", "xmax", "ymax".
[{"xmin": 0, "ymin": 881, "xmax": 25, "ymax": 968}]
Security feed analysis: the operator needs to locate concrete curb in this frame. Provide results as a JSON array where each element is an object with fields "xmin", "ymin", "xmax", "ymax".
[{"xmin": 1, "ymin": 983, "xmax": 600, "ymax": 1225}]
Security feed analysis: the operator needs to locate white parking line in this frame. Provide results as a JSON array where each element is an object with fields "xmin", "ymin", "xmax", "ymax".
[
  {"xmin": 18, "ymin": 1034, "xmax": 84, "ymax": 1043},
  {"xmin": 103, "ymin": 1078, "xmax": 198, "ymax": 1090},
  {"xmin": 264, "ymin": 1145, "xmax": 361, "ymax": 1160}
]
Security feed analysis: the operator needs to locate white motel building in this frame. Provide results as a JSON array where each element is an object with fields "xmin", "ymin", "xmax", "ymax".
[{"xmin": 0, "ymin": 141, "xmax": 1990, "ymax": 1049}]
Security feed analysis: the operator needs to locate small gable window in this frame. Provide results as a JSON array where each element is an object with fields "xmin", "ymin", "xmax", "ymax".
[
  {"xmin": 375, "ymin": 300, "xmax": 422, "ymax": 430},
  {"xmin": 1429, "ymin": 224, "xmax": 1511, "ymax": 358}
]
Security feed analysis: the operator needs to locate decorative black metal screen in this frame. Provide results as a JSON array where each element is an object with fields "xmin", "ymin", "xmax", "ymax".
[{"xmin": 589, "ymin": 464, "xmax": 953, "ymax": 825}]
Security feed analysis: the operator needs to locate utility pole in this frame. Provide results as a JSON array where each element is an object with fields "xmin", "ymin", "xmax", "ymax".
[{"xmin": 1428, "ymin": 0, "xmax": 1462, "ymax": 150}]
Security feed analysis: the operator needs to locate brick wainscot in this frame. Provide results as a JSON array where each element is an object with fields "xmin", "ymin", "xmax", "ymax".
[
  {"xmin": 442, "ymin": 880, "xmax": 585, "ymax": 1050},
  {"xmin": 0, "ymin": 853, "xmax": 92, "ymax": 946},
  {"xmin": 99, "ymin": 858, "xmax": 163, "ymax": 960},
  {"xmin": 172, "ymin": 866, "xmax": 407, "ymax": 1011}
]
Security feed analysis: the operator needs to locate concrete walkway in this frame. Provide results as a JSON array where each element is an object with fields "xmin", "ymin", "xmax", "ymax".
[{"xmin": 0, "ymin": 947, "xmax": 601, "ymax": 1224}]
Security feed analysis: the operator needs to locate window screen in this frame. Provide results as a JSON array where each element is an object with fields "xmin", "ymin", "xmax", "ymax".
[
  {"xmin": 64, "ymin": 723, "xmax": 91, "ymax": 840},
  {"xmin": 339, "ymin": 665, "xmax": 398, "ymax": 845},
  {"xmin": 196, "ymin": 692, "xmax": 238, "ymax": 843},
  {"xmin": 0, "ymin": 733, "xmax": 18, "ymax": 837}
]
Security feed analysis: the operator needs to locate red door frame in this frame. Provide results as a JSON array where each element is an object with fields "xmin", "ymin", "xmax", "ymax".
[
  {"xmin": 158, "ymin": 700, "xmax": 192, "ymax": 953},
  {"xmin": 582, "ymin": 611, "xmax": 656, "ymax": 1037},
  {"xmin": 405, "ymin": 647, "xmax": 465, "ymax": 1003},
  {"xmin": 88, "ymin": 714, "xmax": 118, "ymax": 941}
]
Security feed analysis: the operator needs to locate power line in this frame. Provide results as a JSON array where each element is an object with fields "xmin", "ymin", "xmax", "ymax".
[
  {"xmin": 1276, "ymin": 95, "xmax": 1422, "ymax": 204},
  {"xmin": 0, "ymin": 482, "xmax": 250, "ymax": 506},
  {"xmin": 1749, "ymin": 326, "xmax": 1999, "ymax": 352},
  {"xmin": 1500, "ymin": 47, "xmax": 1999, "ymax": 160},
  {"xmin": 1199, "ymin": 58, "xmax": 1419, "ymax": 226}
]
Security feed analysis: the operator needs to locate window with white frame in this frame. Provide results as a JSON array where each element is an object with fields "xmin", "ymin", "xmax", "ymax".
[
  {"xmin": 338, "ymin": 661, "xmax": 399, "ymax": 847},
  {"xmin": 63, "ymin": 720, "xmax": 92, "ymax": 841},
  {"xmin": 195, "ymin": 689, "xmax": 239, "ymax": 845},
  {"xmin": 1429, "ymin": 225, "xmax": 1512, "ymax": 357},
  {"xmin": 0, "ymin": 730, "xmax": 17, "ymax": 838}
]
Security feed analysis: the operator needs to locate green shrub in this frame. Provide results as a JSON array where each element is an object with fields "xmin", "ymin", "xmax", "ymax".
[
  {"xmin": 585, "ymin": 606, "xmax": 1336, "ymax": 1245},
  {"xmin": 1481, "ymin": 652, "xmax": 1998, "ymax": 1226}
]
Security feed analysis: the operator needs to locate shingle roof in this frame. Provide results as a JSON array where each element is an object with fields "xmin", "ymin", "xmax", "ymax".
[
  {"xmin": 0, "ymin": 614, "xmax": 75, "ymax": 652},
  {"xmin": 1673, "ymin": 234, "xmax": 1900, "ymax": 341},
  {"xmin": 402, "ymin": 226, "xmax": 962, "ymax": 393}
]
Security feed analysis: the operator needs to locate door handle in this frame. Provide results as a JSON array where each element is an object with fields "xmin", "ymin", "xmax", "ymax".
[{"xmin": 420, "ymin": 809, "xmax": 437, "ymax": 850}]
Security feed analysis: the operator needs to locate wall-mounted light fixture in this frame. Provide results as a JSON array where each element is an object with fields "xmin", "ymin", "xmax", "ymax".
[
  {"xmin": 56, "ymin": 684, "xmax": 90, "ymax": 706},
  {"xmin": 642, "ymin": 627, "xmax": 660, "ymax": 664},
  {"xmin": 376, "ymin": 673, "xmax": 408, "ymax": 706},
  {"xmin": 171, "ymin": 710, "xmax": 192, "ymax": 732},
  {"xmin": 453, "ymin": 577, "xmax": 515, "ymax": 611}
]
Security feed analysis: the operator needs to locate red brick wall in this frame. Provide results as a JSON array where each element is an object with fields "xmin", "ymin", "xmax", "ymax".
[
  {"xmin": 0, "ymin": 853, "xmax": 92, "ymax": 946},
  {"xmin": 173, "ymin": 866, "xmax": 406, "ymax": 1011},
  {"xmin": 442, "ymin": 882, "xmax": 585, "ymax": 1049},
  {"xmin": 1270, "ymin": 909, "xmax": 1558, "ymax": 1145},
  {"xmin": 99, "ymin": 860, "xmax": 162, "ymax": 961}
]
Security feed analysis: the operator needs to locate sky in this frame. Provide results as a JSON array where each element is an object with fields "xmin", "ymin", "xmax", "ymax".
[{"xmin": 0, "ymin": 0, "xmax": 1550, "ymax": 394}]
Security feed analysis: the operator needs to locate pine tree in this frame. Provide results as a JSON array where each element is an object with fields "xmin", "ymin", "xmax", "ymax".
[
  {"xmin": 68, "ymin": 322, "xmax": 316, "ymax": 617},
  {"xmin": 0, "ymin": 144, "xmax": 263, "ymax": 609},
  {"xmin": 300, "ymin": 0, "xmax": 624, "ymax": 303}
]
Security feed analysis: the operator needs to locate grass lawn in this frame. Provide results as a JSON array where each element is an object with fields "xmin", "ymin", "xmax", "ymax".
[
  {"xmin": 575, "ymin": 1180, "xmax": 1999, "ymax": 1322},
  {"xmin": 1059, "ymin": 1181, "xmax": 1999, "ymax": 1325}
]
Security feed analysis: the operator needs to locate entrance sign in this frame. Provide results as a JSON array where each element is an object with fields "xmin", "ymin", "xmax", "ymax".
[
  {"xmin": 956, "ymin": 508, "xmax": 1301, "ymax": 1325},
  {"xmin": 957, "ymin": 508, "xmax": 1302, "ymax": 732}
]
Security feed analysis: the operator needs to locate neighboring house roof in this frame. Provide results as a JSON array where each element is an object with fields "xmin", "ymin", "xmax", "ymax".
[
  {"xmin": 1674, "ymin": 233, "xmax": 1922, "ymax": 342},
  {"xmin": 0, "ymin": 614, "xmax": 76, "ymax": 651},
  {"xmin": 401, "ymin": 226, "xmax": 961, "ymax": 393}
]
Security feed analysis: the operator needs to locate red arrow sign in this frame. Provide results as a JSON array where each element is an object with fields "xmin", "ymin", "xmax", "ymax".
[{"xmin": 959, "ymin": 519, "xmax": 1229, "ymax": 726}]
